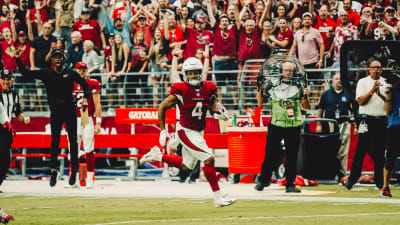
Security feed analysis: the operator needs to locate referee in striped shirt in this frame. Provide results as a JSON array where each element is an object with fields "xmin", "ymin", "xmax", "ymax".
[{"xmin": 0, "ymin": 69, "xmax": 30, "ymax": 188}]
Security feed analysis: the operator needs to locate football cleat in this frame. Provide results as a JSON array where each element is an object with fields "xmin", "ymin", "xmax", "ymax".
[
  {"xmin": 0, "ymin": 208, "xmax": 14, "ymax": 224},
  {"xmin": 381, "ymin": 187, "xmax": 392, "ymax": 197},
  {"xmin": 214, "ymin": 192, "xmax": 236, "ymax": 208},
  {"xmin": 140, "ymin": 146, "xmax": 163, "ymax": 164}
]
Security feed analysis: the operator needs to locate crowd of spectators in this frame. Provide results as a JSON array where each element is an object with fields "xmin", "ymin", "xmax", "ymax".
[{"xmin": 0, "ymin": 0, "xmax": 399, "ymax": 111}]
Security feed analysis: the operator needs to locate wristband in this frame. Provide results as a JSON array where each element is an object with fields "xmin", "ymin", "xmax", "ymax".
[
  {"xmin": 96, "ymin": 117, "xmax": 102, "ymax": 124},
  {"xmin": 369, "ymin": 90, "xmax": 373, "ymax": 95},
  {"xmin": 205, "ymin": 56, "xmax": 210, "ymax": 59}
]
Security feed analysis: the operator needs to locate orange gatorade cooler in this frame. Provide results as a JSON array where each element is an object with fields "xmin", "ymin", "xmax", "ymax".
[
  {"xmin": 227, "ymin": 127, "xmax": 267, "ymax": 174},
  {"xmin": 79, "ymin": 163, "xmax": 87, "ymax": 187}
]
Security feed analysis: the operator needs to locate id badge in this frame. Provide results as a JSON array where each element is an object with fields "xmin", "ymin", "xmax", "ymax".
[{"xmin": 335, "ymin": 109, "xmax": 340, "ymax": 119}]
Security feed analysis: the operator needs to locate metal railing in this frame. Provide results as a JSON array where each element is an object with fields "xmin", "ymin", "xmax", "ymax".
[{"xmin": 11, "ymin": 66, "xmax": 342, "ymax": 116}]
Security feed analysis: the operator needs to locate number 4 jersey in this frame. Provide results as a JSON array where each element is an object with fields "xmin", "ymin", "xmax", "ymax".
[
  {"xmin": 171, "ymin": 81, "xmax": 217, "ymax": 131},
  {"xmin": 73, "ymin": 78, "xmax": 101, "ymax": 117}
]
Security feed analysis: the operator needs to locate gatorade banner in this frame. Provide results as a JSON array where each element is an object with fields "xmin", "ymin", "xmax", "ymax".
[{"xmin": 115, "ymin": 108, "xmax": 177, "ymax": 124}]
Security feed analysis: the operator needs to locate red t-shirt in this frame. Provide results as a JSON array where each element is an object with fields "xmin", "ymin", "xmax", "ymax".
[
  {"xmin": 170, "ymin": 81, "xmax": 217, "ymax": 131},
  {"xmin": 73, "ymin": 78, "xmax": 101, "ymax": 117},
  {"xmin": 313, "ymin": 16, "xmax": 337, "ymax": 50},
  {"xmin": 29, "ymin": 6, "xmax": 49, "ymax": 24},
  {"xmin": 336, "ymin": 9, "xmax": 360, "ymax": 26},
  {"xmin": 277, "ymin": 28, "xmax": 294, "ymax": 50},
  {"xmin": 237, "ymin": 26, "xmax": 262, "ymax": 62},
  {"xmin": 134, "ymin": 25, "xmax": 153, "ymax": 47},
  {"xmin": 183, "ymin": 27, "xmax": 213, "ymax": 59},
  {"xmin": 162, "ymin": 24, "xmax": 185, "ymax": 60},
  {"xmin": 212, "ymin": 23, "xmax": 237, "ymax": 57},
  {"xmin": 0, "ymin": 40, "xmax": 17, "ymax": 72},
  {"xmin": 15, "ymin": 41, "xmax": 31, "ymax": 67},
  {"xmin": 73, "ymin": 20, "xmax": 102, "ymax": 49}
]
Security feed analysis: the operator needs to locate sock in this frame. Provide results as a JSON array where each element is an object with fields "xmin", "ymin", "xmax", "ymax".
[
  {"xmin": 162, "ymin": 155, "xmax": 183, "ymax": 168},
  {"xmin": 86, "ymin": 151, "xmax": 95, "ymax": 172},
  {"xmin": 204, "ymin": 163, "xmax": 220, "ymax": 192}
]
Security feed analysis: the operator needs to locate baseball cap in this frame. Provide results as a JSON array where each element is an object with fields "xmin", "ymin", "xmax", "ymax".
[
  {"xmin": 138, "ymin": 14, "xmax": 146, "ymax": 20},
  {"xmin": 302, "ymin": 12, "xmax": 312, "ymax": 19},
  {"xmin": 50, "ymin": 49, "xmax": 65, "ymax": 58},
  {"xmin": 20, "ymin": 0, "xmax": 28, "ymax": 3},
  {"xmin": 75, "ymin": 62, "xmax": 88, "ymax": 69},
  {"xmin": 81, "ymin": 8, "xmax": 90, "ymax": 14},
  {"xmin": 0, "ymin": 70, "xmax": 13, "ymax": 78},
  {"xmin": 374, "ymin": 5, "xmax": 384, "ymax": 12},
  {"xmin": 18, "ymin": 30, "xmax": 26, "ymax": 36}
]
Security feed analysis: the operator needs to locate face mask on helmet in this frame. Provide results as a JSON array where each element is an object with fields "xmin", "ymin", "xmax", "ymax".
[{"xmin": 182, "ymin": 57, "xmax": 203, "ymax": 86}]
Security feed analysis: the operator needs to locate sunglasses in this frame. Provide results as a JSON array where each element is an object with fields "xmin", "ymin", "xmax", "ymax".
[
  {"xmin": 370, "ymin": 66, "xmax": 382, "ymax": 69},
  {"xmin": 385, "ymin": 9, "xmax": 395, "ymax": 13},
  {"xmin": 301, "ymin": 35, "xmax": 304, "ymax": 42}
]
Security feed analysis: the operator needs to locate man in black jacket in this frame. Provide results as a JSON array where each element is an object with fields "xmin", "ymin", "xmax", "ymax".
[{"xmin": 15, "ymin": 48, "xmax": 90, "ymax": 187}]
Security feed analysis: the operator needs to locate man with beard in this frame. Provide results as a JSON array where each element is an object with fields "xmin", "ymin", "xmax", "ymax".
[
  {"xmin": 207, "ymin": 0, "xmax": 240, "ymax": 104},
  {"xmin": 336, "ymin": 0, "xmax": 360, "ymax": 26},
  {"xmin": 179, "ymin": 16, "xmax": 213, "ymax": 59},
  {"xmin": 316, "ymin": 73, "xmax": 357, "ymax": 181},
  {"xmin": 105, "ymin": 1, "xmax": 133, "ymax": 47},
  {"xmin": 14, "ymin": 48, "xmax": 90, "ymax": 187}
]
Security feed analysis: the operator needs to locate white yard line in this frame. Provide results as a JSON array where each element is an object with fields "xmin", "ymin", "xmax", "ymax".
[{"xmin": 89, "ymin": 212, "xmax": 400, "ymax": 225}]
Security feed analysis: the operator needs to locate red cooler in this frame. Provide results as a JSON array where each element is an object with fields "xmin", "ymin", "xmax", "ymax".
[{"xmin": 227, "ymin": 127, "xmax": 267, "ymax": 174}]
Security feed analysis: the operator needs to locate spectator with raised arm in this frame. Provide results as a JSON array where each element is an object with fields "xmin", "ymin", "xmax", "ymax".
[
  {"xmin": 105, "ymin": 0, "xmax": 133, "ymax": 47},
  {"xmin": 149, "ymin": 13, "xmax": 170, "ymax": 107},
  {"xmin": 207, "ymin": 0, "xmax": 240, "ymax": 106},
  {"xmin": 128, "ymin": 4, "xmax": 156, "ymax": 47}
]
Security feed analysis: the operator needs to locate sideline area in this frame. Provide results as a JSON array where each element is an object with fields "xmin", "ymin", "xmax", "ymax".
[{"xmin": 1, "ymin": 179, "xmax": 400, "ymax": 204}]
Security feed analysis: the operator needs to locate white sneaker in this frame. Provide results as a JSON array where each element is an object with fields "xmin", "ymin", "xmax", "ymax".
[
  {"xmin": 140, "ymin": 146, "xmax": 163, "ymax": 164},
  {"xmin": 86, "ymin": 171, "xmax": 94, "ymax": 189},
  {"xmin": 214, "ymin": 192, "xmax": 236, "ymax": 208}
]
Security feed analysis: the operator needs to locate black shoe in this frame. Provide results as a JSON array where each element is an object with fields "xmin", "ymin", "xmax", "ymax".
[
  {"xmin": 49, "ymin": 170, "xmax": 58, "ymax": 187},
  {"xmin": 286, "ymin": 186, "xmax": 301, "ymax": 193},
  {"xmin": 344, "ymin": 182, "xmax": 353, "ymax": 190},
  {"xmin": 254, "ymin": 182, "xmax": 270, "ymax": 191},
  {"xmin": 69, "ymin": 171, "xmax": 77, "ymax": 186}
]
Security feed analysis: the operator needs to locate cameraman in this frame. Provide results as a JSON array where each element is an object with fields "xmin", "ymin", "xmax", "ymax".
[
  {"xmin": 381, "ymin": 72, "xmax": 400, "ymax": 197},
  {"xmin": 346, "ymin": 60, "xmax": 388, "ymax": 190},
  {"xmin": 255, "ymin": 61, "xmax": 310, "ymax": 193}
]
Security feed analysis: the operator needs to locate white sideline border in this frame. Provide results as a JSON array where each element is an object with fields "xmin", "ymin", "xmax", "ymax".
[{"xmin": 90, "ymin": 212, "xmax": 400, "ymax": 225}]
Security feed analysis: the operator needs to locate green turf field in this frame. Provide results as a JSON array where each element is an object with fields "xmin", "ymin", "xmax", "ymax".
[{"xmin": 1, "ymin": 184, "xmax": 400, "ymax": 225}]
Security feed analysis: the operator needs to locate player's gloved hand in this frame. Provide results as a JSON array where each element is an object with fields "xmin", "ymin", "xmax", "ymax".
[
  {"xmin": 213, "ymin": 104, "xmax": 229, "ymax": 121},
  {"xmin": 159, "ymin": 130, "xmax": 170, "ymax": 147},
  {"xmin": 3, "ymin": 121, "xmax": 16, "ymax": 138}
]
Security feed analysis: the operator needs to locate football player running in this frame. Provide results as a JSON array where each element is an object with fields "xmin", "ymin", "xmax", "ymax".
[
  {"xmin": 73, "ymin": 62, "xmax": 102, "ymax": 188},
  {"xmin": 140, "ymin": 57, "xmax": 234, "ymax": 207}
]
